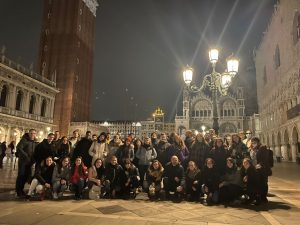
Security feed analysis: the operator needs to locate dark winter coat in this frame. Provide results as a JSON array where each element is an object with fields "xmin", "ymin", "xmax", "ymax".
[
  {"xmin": 34, "ymin": 162, "xmax": 55, "ymax": 185},
  {"xmin": 16, "ymin": 133, "xmax": 39, "ymax": 165},
  {"xmin": 72, "ymin": 137, "xmax": 93, "ymax": 167},
  {"xmin": 202, "ymin": 166, "xmax": 220, "ymax": 192},
  {"xmin": 33, "ymin": 139, "xmax": 55, "ymax": 167},
  {"xmin": 189, "ymin": 141, "xmax": 209, "ymax": 169},
  {"xmin": 163, "ymin": 162, "xmax": 185, "ymax": 187}
]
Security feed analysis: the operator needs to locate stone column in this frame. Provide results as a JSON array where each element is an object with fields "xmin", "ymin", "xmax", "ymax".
[
  {"xmin": 9, "ymin": 85, "xmax": 16, "ymax": 109},
  {"xmin": 6, "ymin": 126, "xmax": 11, "ymax": 143},
  {"xmin": 50, "ymin": 99, "xmax": 54, "ymax": 118},
  {"xmin": 291, "ymin": 143, "xmax": 298, "ymax": 162},
  {"xmin": 274, "ymin": 145, "xmax": 281, "ymax": 157},
  {"xmin": 281, "ymin": 145, "xmax": 288, "ymax": 161},
  {"xmin": 24, "ymin": 91, "xmax": 30, "ymax": 112},
  {"xmin": 35, "ymin": 95, "xmax": 41, "ymax": 115}
]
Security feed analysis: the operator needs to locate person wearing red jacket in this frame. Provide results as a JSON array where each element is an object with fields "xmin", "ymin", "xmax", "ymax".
[{"xmin": 70, "ymin": 156, "xmax": 88, "ymax": 200}]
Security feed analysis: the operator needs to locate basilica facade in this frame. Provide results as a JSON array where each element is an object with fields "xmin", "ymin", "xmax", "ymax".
[
  {"xmin": 175, "ymin": 87, "xmax": 247, "ymax": 136},
  {"xmin": 254, "ymin": 0, "xmax": 300, "ymax": 162}
]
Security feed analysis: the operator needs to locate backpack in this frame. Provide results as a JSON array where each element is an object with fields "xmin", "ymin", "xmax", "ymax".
[{"xmin": 268, "ymin": 148, "xmax": 274, "ymax": 168}]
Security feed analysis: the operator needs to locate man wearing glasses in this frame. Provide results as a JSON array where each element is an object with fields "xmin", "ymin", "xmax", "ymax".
[{"xmin": 243, "ymin": 130, "xmax": 253, "ymax": 149}]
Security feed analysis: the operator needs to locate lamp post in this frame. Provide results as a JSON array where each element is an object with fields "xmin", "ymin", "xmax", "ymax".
[
  {"xmin": 201, "ymin": 125, "xmax": 206, "ymax": 135},
  {"xmin": 183, "ymin": 48, "xmax": 239, "ymax": 135}
]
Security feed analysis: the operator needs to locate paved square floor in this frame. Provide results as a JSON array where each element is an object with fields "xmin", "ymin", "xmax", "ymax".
[{"xmin": 0, "ymin": 158, "xmax": 299, "ymax": 225}]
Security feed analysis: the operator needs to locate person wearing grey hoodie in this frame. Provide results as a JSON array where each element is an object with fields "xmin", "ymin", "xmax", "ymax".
[{"xmin": 135, "ymin": 137, "xmax": 157, "ymax": 185}]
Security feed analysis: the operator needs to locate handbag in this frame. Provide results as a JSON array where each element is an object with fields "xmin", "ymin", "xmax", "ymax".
[{"xmin": 89, "ymin": 184, "xmax": 101, "ymax": 200}]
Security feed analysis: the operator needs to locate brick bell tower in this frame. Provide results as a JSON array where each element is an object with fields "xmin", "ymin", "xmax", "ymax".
[{"xmin": 37, "ymin": 0, "xmax": 98, "ymax": 135}]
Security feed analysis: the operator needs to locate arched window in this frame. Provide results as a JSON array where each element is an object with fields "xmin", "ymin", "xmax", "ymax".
[
  {"xmin": 222, "ymin": 99, "xmax": 236, "ymax": 117},
  {"xmin": 263, "ymin": 66, "xmax": 267, "ymax": 86},
  {"xmin": 29, "ymin": 95, "xmax": 36, "ymax": 114},
  {"xmin": 293, "ymin": 12, "xmax": 300, "ymax": 45},
  {"xmin": 15, "ymin": 90, "xmax": 23, "ymax": 110},
  {"xmin": 40, "ymin": 99, "xmax": 47, "ymax": 117},
  {"xmin": 0, "ymin": 85, "xmax": 8, "ymax": 107},
  {"xmin": 274, "ymin": 45, "xmax": 281, "ymax": 69}
]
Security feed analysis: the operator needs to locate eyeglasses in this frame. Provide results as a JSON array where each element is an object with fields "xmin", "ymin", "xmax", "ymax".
[{"xmin": 246, "ymin": 132, "xmax": 252, "ymax": 134}]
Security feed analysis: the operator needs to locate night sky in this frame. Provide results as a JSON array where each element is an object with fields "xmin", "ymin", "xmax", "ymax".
[{"xmin": 0, "ymin": 0, "xmax": 276, "ymax": 122}]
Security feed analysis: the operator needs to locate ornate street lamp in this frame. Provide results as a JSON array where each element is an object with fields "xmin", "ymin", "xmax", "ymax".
[{"xmin": 183, "ymin": 48, "xmax": 239, "ymax": 135}]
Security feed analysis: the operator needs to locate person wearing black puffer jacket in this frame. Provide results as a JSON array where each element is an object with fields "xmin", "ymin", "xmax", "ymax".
[
  {"xmin": 208, "ymin": 138, "xmax": 228, "ymax": 176},
  {"xmin": 185, "ymin": 161, "xmax": 202, "ymax": 202},
  {"xmin": 15, "ymin": 129, "xmax": 39, "ymax": 198},
  {"xmin": 33, "ymin": 133, "xmax": 55, "ymax": 169},
  {"xmin": 218, "ymin": 158, "xmax": 243, "ymax": 204},
  {"xmin": 163, "ymin": 155, "xmax": 185, "ymax": 202},
  {"xmin": 104, "ymin": 156, "xmax": 125, "ymax": 198},
  {"xmin": 26, "ymin": 156, "xmax": 55, "ymax": 200},
  {"xmin": 241, "ymin": 158, "xmax": 261, "ymax": 205},
  {"xmin": 201, "ymin": 158, "xmax": 220, "ymax": 204}
]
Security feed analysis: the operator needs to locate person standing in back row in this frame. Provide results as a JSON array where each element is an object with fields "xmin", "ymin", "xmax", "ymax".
[{"xmin": 15, "ymin": 129, "xmax": 39, "ymax": 197}]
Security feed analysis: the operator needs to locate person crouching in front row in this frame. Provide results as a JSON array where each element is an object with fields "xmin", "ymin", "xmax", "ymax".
[
  {"xmin": 104, "ymin": 156, "xmax": 125, "ymax": 198},
  {"xmin": 144, "ymin": 159, "xmax": 164, "ymax": 200},
  {"xmin": 26, "ymin": 156, "xmax": 55, "ymax": 200},
  {"xmin": 52, "ymin": 156, "xmax": 71, "ymax": 200},
  {"xmin": 70, "ymin": 156, "xmax": 88, "ymax": 200},
  {"xmin": 87, "ymin": 158, "xmax": 105, "ymax": 200},
  {"xmin": 218, "ymin": 157, "xmax": 243, "ymax": 205},
  {"xmin": 163, "ymin": 155, "xmax": 185, "ymax": 202},
  {"xmin": 201, "ymin": 158, "xmax": 220, "ymax": 204},
  {"xmin": 185, "ymin": 161, "xmax": 202, "ymax": 202},
  {"xmin": 123, "ymin": 159, "xmax": 140, "ymax": 199}
]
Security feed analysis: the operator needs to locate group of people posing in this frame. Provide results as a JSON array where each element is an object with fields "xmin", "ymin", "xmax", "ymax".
[{"xmin": 15, "ymin": 128, "xmax": 273, "ymax": 205}]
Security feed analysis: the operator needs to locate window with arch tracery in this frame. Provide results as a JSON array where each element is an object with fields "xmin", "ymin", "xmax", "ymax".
[
  {"xmin": 41, "ymin": 99, "xmax": 47, "ymax": 117},
  {"xmin": 293, "ymin": 12, "xmax": 300, "ymax": 45},
  {"xmin": 0, "ymin": 85, "xmax": 8, "ymax": 107},
  {"xmin": 274, "ymin": 45, "xmax": 281, "ymax": 69},
  {"xmin": 221, "ymin": 99, "xmax": 236, "ymax": 117},
  {"xmin": 192, "ymin": 99, "xmax": 212, "ymax": 118},
  {"xmin": 29, "ymin": 95, "xmax": 36, "ymax": 114},
  {"xmin": 15, "ymin": 90, "xmax": 23, "ymax": 110}
]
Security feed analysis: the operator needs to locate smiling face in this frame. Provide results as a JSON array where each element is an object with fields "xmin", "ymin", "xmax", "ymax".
[
  {"xmin": 243, "ymin": 159, "xmax": 250, "ymax": 170},
  {"xmin": 152, "ymin": 161, "xmax": 159, "ymax": 170},
  {"xmin": 46, "ymin": 157, "xmax": 53, "ymax": 166},
  {"xmin": 62, "ymin": 157, "xmax": 70, "ymax": 167},
  {"xmin": 188, "ymin": 161, "xmax": 196, "ymax": 170},
  {"xmin": 206, "ymin": 158, "xmax": 214, "ymax": 169},
  {"xmin": 226, "ymin": 159, "xmax": 233, "ymax": 169},
  {"xmin": 75, "ymin": 157, "xmax": 82, "ymax": 166},
  {"xmin": 144, "ymin": 137, "xmax": 151, "ymax": 145},
  {"xmin": 62, "ymin": 137, "xmax": 68, "ymax": 144},
  {"xmin": 110, "ymin": 156, "xmax": 117, "ymax": 165},
  {"xmin": 95, "ymin": 159, "xmax": 102, "ymax": 168},
  {"xmin": 171, "ymin": 156, "xmax": 179, "ymax": 165}
]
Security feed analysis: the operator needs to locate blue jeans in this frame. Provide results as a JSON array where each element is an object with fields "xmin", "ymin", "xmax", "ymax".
[{"xmin": 71, "ymin": 179, "xmax": 85, "ymax": 197}]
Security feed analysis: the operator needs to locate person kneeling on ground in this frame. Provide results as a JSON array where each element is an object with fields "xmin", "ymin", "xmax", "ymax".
[
  {"xmin": 70, "ymin": 156, "xmax": 88, "ymax": 200},
  {"xmin": 241, "ymin": 158, "xmax": 261, "ymax": 205},
  {"xmin": 26, "ymin": 156, "xmax": 55, "ymax": 200},
  {"xmin": 218, "ymin": 157, "xmax": 243, "ymax": 205},
  {"xmin": 163, "ymin": 155, "xmax": 185, "ymax": 202},
  {"xmin": 88, "ymin": 158, "xmax": 105, "ymax": 200},
  {"xmin": 185, "ymin": 161, "xmax": 202, "ymax": 202},
  {"xmin": 52, "ymin": 156, "xmax": 71, "ymax": 200},
  {"xmin": 144, "ymin": 159, "xmax": 164, "ymax": 200},
  {"xmin": 104, "ymin": 156, "xmax": 125, "ymax": 198},
  {"xmin": 201, "ymin": 158, "xmax": 220, "ymax": 204},
  {"xmin": 123, "ymin": 159, "xmax": 140, "ymax": 199}
]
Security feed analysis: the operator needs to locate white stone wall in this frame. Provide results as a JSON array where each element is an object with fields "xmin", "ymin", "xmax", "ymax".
[
  {"xmin": 0, "ymin": 55, "xmax": 58, "ymax": 144},
  {"xmin": 255, "ymin": 0, "xmax": 300, "ymax": 162}
]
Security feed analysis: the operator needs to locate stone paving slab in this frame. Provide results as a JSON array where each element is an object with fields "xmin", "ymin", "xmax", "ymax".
[{"xmin": 0, "ymin": 161, "xmax": 300, "ymax": 225}]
